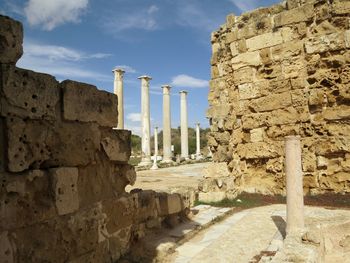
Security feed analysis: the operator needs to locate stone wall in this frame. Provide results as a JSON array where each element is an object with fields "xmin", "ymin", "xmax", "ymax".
[
  {"xmin": 0, "ymin": 15, "xmax": 189, "ymax": 262},
  {"xmin": 207, "ymin": 0, "xmax": 350, "ymax": 196}
]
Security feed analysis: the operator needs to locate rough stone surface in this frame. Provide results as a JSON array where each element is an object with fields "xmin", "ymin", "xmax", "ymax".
[
  {"xmin": 50, "ymin": 167, "xmax": 79, "ymax": 215},
  {"xmin": 62, "ymin": 80, "xmax": 118, "ymax": 127},
  {"xmin": 0, "ymin": 15, "xmax": 23, "ymax": 64},
  {"xmin": 207, "ymin": 0, "xmax": 350, "ymax": 195},
  {"xmin": 0, "ymin": 16, "xmax": 190, "ymax": 263}
]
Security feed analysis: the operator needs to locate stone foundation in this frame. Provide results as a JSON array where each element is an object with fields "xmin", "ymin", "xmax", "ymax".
[
  {"xmin": 207, "ymin": 0, "xmax": 350, "ymax": 196},
  {"xmin": 0, "ymin": 15, "xmax": 189, "ymax": 262}
]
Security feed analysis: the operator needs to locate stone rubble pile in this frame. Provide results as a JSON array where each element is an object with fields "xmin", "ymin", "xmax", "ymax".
[{"xmin": 206, "ymin": 0, "xmax": 350, "ymax": 198}]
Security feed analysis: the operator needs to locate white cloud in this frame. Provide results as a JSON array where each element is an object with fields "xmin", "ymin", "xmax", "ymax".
[
  {"xmin": 103, "ymin": 5, "xmax": 159, "ymax": 33},
  {"xmin": 229, "ymin": 0, "xmax": 260, "ymax": 12},
  {"xmin": 25, "ymin": 42, "xmax": 111, "ymax": 61},
  {"xmin": 17, "ymin": 40, "xmax": 111, "ymax": 82},
  {"xmin": 127, "ymin": 113, "xmax": 141, "ymax": 122},
  {"xmin": 114, "ymin": 65, "xmax": 137, "ymax": 73},
  {"xmin": 171, "ymin": 74, "xmax": 208, "ymax": 88},
  {"xmin": 24, "ymin": 0, "xmax": 88, "ymax": 30}
]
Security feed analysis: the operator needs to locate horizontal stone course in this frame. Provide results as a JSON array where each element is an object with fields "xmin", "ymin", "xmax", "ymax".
[{"xmin": 62, "ymin": 80, "xmax": 118, "ymax": 127}]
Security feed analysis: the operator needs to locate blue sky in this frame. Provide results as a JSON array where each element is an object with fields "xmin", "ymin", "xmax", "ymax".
[{"xmin": 1, "ymin": 0, "xmax": 281, "ymax": 135}]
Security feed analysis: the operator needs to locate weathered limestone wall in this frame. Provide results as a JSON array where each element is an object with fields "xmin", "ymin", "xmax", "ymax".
[
  {"xmin": 0, "ymin": 15, "xmax": 189, "ymax": 262},
  {"xmin": 207, "ymin": 0, "xmax": 350, "ymax": 196}
]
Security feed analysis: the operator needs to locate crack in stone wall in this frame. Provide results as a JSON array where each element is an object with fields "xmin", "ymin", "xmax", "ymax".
[
  {"xmin": 0, "ymin": 15, "xmax": 190, "ymax": 262},
  {"xmin": 205, "ymin": 0, "xmax": 350, "ymax": 198}
]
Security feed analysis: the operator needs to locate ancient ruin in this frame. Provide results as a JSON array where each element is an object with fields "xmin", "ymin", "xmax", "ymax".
[
  {"xmin": 0, "ymin": 15, "xmax": 189, "ymax": 262},
  {"xmin": 206, "ymin": 0, "xmax": 350, "ymax": 196}
]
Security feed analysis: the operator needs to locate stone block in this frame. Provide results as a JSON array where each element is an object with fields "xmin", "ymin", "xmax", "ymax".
[
  {"xmin": 238, "ymin": 83, "xmax": 261, "ymax": 100},
  {"xmin": 1, "ymin": 66, "xmax": 60, "ymax": 120},
  {"xmin": 248, "ymin": 91, "xmax": 292, "ymax": 112},
  {"xmin": 0, "ymin": 231, "xmax": 15, "ymax": 263},
  {"xmin": 323, "ymin": 106, "xmax": 350, "ymax": 121},
  {"xmin": 271, "ymin": 41, "xmax": 303, "ymax": 61},
  {"xmin": 242, "ymin": 107, "xmax": 308, "ymax": 130},
  {"xmin": 231, "ymin": 51, "xmax": 262, "ymax": 70},
  {"xmin": 281, "ymin": 58, "xmax": 306, "ymax": 78},
  {"xmin": 203, "ymin": 162, "xmax": 230, "ymax": 178},
  {"xmin": 305, "ymin": 33, "xmax": 345, "ymax": 54},
  {"xmin": 345, "ymin": 30, "xmax": 350, "ymax": 48},
  {"xmin": 0, "ymin": 170, "xmax": 57, "ymax": 230},
  {"xmin": 198, "ymin": 192, "xmax": 226, "ymax": 203},
  {"xmin": 246, "ymin": 31, "xmax": 283, "ymax": 51},
  {"xmin": 62, "ymin": 80, "xmax": 118, "ymax": 127},
  {"xmin": 332, "ymin": 1, "xmax": 350, "ymax": 15},
  {"xmin": 0, "ymin": 15, "xmax": 23, "ymax": 64},
  {"xmin": 6, "ymin": 117, "xmax": 100, "ymax": 172},
  {"xmin": 102, "ymin": 197, "xmax": 135, "ymax": 235},
  {"xmin": 158, "ymin": 193, "xmax": 183, "ymax": 216},
  {"xmin": 237, "ymin": 142, "xmax": 283, "ymax": 159},
  {"xmin": 101, "ymin": 128, "xmax": 131, "ymax": 163},
  {"xmin": 250, "ymin": 128, "xmax": 265, "ymax": 142},
  {"xmin": 317, "ymin": 156, "xmax": 328, "ymax": 168},
  {"xmin": 315, "ymin": 138, "xmax": 350, "ymax": 156},
  {"xmin": 226, "ymin": 14, "xmax": 235, "ymax": 29},
  {"xmin": 274, "ymin": 4, "xmax": 314, "ymax": 27},
  {"xmin": 234, "ymin": 67, "xmax": 256, "ymax": 84},
  {"xmin": 226, "ymin": 30, "xmax": 238, "ymax": 44},
  {"xmin": 50, "ymin": 167, "xmax": 79, "ymax": 215}
]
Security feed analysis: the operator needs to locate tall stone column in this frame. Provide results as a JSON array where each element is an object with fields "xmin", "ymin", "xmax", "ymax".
[
  {"xmin": 285, "ymin": 135, "xmax": 304, "ymax": 235},
  {"xmin": 180, "ymin": 91, "xmax": 189, "ymax": 159},
  {"xmin": 162, "ymin": 85, "xmax": 173, "ymax": 163},
  {"xmin": 112, "ymin": 68, "xmax": 125, "ymax": 129},
  {"xmin": 151, "ymin": 126, "xmax": 159, "ymax": 170},
  {"xmin": 196, "ymin": 122, "xmax": 202, "ymax": 160},
  {"xmin": 138, "ymin": 75, "xmax": 152, "ymax": 166}
]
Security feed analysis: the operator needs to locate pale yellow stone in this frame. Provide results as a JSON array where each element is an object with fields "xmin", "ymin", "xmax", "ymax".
[{"xmin": 246, "ymin": 31, "xmax": 283, "ymax": 51}]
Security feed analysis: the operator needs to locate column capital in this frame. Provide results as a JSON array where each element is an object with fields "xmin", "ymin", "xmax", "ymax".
[
  {"xmin": 196, "ymin": 122, "xmax": 200, "ymax": 126},
  {"xmin": 138, "ymin": 75, "xmax": 152, "ymax": 81},
  {"xmin": 162, "ymin": 85, "xmax": 171, "ymax": 94},
  {"xmin": 179, "ymin": 90, "xmax": 188, "ymax": 95},
  {"xmin": 112, "ymin": 68, "xmax": 125, "ymax": 74},
  {"xmin": 285, "ymin": 135, "xmax": 301, "ymax": 141}
]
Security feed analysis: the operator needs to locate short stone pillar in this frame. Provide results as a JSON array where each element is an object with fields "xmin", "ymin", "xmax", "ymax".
[
  {"xmin": 180, "ymin": 91, "xmax": 189, "ymax": 159},
  {"xmin": 195, "ymin": 122, "xmax": 202, "ymax": 160},
  {"xmin": 151, "ymin": 127, "xmax": 159, "ymax": 170},
  {"xmin": 113, "ymin": 68, "xmax": 125, "ymax": 129},
  {"xmin": 285, "ymin": 135, "xmax": 304, "ymax": 235},
  {"xmin": 138, "ymin": 75, "xmax": 152, "ymax": 166},
  {"xmin": 162, "ymin": 85, "xmax": 173, "ymax": 163}
]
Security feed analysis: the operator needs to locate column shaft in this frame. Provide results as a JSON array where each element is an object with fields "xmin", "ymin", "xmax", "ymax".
[
  {"xmin": 196, "ymin": 123, "xmax": 201, "ymax": 159},
  {"xmin": 285, "ymin": 135, "xmax": 304, "ymax": 235},
  {"xmin": 138, "ymin": 76, "xmax": 152, "ymax": 166},
  {"xmin": 162, "ymin": 85, "xmax": 172, "ymax": 163},
  {"xmin": 113, "ymin": 69, "xmax": 125, "ymax": 129},
  {"xmin": 151, "ymin": 127, "xmax": 158, "ymax": 170},
  {"xmin": 180, "ymin": 91, "xmax": 189, "ymax": 159}
]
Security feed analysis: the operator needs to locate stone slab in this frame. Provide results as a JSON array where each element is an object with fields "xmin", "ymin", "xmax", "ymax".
[
  {"xmin": 62, "ymin": 80, "xmax": 118, "ymax": 127},
  {"xmin": 101, "ymin": 129, "xmax": 131, "ymax": 163}
]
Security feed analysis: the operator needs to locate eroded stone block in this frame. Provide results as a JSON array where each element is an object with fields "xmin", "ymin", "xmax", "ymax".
[
  {"xmin": 248, "ymin": 91, "xmax": 292, "ymax": 112},
  {"xmin": 50, "ymin": 167, "xmax": 79, "ymax": 215},
  {"xmin": 237, "ymin": 142, "xmax": 283, "ymax": 159},
  {"xmin": 6, "ymin": 117, "xmax": 100, "ymax": 172},
  {"xmin": 62, "ymin": 80, "xmax": 118, "ymax": 127},
  {"xmin": 101, "ymin": 129, "xmax": 131, "ymax": 163},
  {"xmin": 203, "ymin": 162, "xmax": 230, "ymax": 178},
  {"xmin": 0, "ymin": 15, "xmax": 23, "ymax": 64},
  {"xmin": 0, "ymin": 231, "xmax": 15, "ymax": 263},
  {"xmin": 1, "ymin": 66, "xmax": 60, "ymax": 120},
  {"xmin": 274, "ymin": 4, "xmax": 314, "ymax": 27},
  {"xmin": 246, "ymin": 31, "xmax": 283, "ymax": 51},
  {"xmin": 305, "ymin": 33, "xmax": 345, "ymax": 54}
]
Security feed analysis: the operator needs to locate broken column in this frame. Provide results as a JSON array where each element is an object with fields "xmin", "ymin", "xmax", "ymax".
[
  {"xmin": 196, "ymin": 122, "xmax": 202, "ymax": 160},
  {"xmin": 285, "ymin": 135, "xmax": 304, "ymax": 235},
  {"xmin": 138, "ymin": 75, "xmax": 152, "ymax": 166},
  {"xmin": 113, "ymin": 68, "xmax": 125, "ymax": 129},
  {"xmin": 180, "ymin": 91, "xmax": 189, "ymax": 160},
  {"xmin": 162, "ymin": 85, "xmax": 173, "ymax": 163},
  {"xmin": 151, "ymin": 126, "xmax": 159, "ymax": 170}
]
